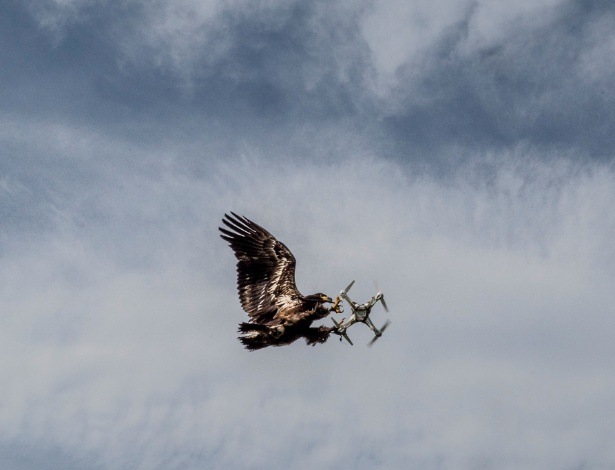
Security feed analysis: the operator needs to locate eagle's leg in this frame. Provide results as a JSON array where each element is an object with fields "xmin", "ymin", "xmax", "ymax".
[{"xmin": 304, "ymin": 325, "xmax": 335, "ymax": 346}]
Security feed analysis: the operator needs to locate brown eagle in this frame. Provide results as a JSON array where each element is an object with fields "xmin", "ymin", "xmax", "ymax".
[{"xmin": 219, "ymin": 213, "xmax": 340, "ymax": 350}]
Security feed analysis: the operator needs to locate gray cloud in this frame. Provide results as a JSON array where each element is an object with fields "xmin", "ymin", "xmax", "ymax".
[
  {"xmin": 8, "ymin": 0, "xmax": 613, "ymax": 168},
  {"xmin": 380, "ymin": 0, "xmax": 615, "ymax": 165}
]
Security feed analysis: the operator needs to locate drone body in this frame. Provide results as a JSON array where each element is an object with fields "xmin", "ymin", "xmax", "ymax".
[{"xmin": 333, "ymin": 280, "xmax": 391, "ymax": 346}]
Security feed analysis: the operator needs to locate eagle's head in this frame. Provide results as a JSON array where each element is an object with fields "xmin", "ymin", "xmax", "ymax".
[{"xmin": 304, "ymin": 293, "xmax": 333, "ymax": 304}]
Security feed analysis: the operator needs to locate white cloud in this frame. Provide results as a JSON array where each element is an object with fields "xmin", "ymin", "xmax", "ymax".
[{"xmin": 1, "ymin": 141, "xmax": 615, "ymax": 468}]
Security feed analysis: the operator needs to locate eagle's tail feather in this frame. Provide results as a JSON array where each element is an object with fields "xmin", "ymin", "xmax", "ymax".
[{"xmin": 237, "ymin": 322, "xmax": 274, "ymax": 351}]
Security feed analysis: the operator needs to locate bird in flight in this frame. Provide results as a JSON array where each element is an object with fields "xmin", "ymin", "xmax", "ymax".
[{"xmin": 219, "ymin": 213, "xmax": 341, "ymax": 350}]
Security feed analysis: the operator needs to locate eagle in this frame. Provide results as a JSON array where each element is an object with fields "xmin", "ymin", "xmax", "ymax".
[{"xmin": 219, "ymin": 212, "xmax": 340, "ymax": 350}]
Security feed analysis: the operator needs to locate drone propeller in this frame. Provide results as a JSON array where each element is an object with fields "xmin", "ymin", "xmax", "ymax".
[
  {"xmin": 343, "ymin": 280, "xmax": 355, "ymax": 293},
  {"xmin": 380, "ymin": 295, "xmax": 389, "ymax": 312},
  {"xmin": 374, "ymin": 281, "xmax": 389, "ymax": 312},
  {"xmin": 367, "ymin": 320, "xmax": 391, "ymax": 347}
]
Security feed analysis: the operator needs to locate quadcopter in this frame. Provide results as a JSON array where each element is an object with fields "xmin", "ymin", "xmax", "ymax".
[{"xmin": 332, "ymin": 280, "xmax": 391, "ymax": 346}]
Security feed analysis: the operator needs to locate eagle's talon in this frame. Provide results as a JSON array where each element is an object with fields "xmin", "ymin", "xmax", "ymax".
[{"xmin": 330, "ymin": 296, "xmax": 342, "ymax": 314}]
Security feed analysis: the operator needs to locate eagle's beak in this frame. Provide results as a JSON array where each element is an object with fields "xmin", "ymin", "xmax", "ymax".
[{"xmin": 321, "ymin": 295, "xmax": 333, "ymax": 303}]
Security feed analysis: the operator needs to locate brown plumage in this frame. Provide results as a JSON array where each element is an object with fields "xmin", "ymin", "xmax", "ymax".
[{"xmin": 219, "ymin": 212, "xmax": 337, "ymax": 350}]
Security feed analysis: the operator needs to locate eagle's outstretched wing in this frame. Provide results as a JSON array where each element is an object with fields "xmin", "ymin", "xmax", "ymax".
[{"xmin": 219, "ymin": 212, "xmax": 301, "ymax": 324}]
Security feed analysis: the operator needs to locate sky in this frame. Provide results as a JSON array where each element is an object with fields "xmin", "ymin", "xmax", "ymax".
[{"xmin": 1, "ymin": 0, "xmax": 615, "ymax": 468}]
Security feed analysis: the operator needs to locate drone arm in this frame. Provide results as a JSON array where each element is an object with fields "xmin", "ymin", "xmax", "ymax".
[
  {"xmin": 331, "ymin": 317, "xmax": 354, "ymax": 345},
  {"xmin": 364, "ymin": 316, "xmax": 380, "ymax": 335},
  {"xmin": 340, "ymin": 290, "xmax": 357, "ymax": 308}
]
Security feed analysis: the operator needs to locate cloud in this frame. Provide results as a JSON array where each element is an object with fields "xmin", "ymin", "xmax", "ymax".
[
  {"xmin": 2, "ymin": 0, "xmax": 615, "ymax": 468},
  {"xmin": 2, "ymin": 134, "xmax": 615, "ymax": 468},
  {"xmin": 365, "ymin": 1, "xmax": 615, "ymax": 162},
  {"xmin": 10, "ymin": 0, "xmax": 614, "ymax": 167}
]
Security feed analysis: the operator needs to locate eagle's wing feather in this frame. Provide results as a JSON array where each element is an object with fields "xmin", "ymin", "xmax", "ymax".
[{"xmin": 219, "ymin": 213, "xmax": 301, "ymax": 323}]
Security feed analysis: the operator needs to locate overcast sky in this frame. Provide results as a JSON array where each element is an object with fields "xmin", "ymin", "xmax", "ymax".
[{"xmin": 2, "ymin": 0, "xmax": 615, "ymax": 468}]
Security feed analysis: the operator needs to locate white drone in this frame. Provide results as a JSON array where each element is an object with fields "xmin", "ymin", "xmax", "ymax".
[{"xmin": 332, "ymin": 280, "xmax": 391, "ymax": 346}]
